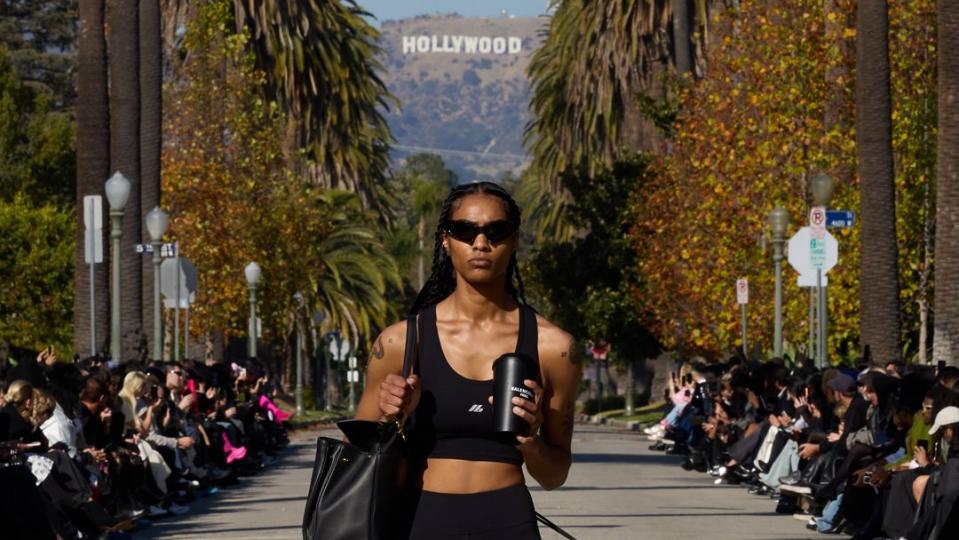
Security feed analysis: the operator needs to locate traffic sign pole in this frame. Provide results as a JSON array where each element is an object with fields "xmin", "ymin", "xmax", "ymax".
[
  {"xmin": 819, "ymin": 270, "xmax": 827, "ymax": 367},
  {"xmin": 736, "ymin": 278, "xmax": 749, "ymax": 358},
  {"xmin": 774, "ymin": 242, "xmax": 784, "ymax": 358},
  {"xmin": 809, "ymin": 288, "xmax": 816, "ymax": 363},
  {"xmin": 87, "ymin": 202, "xmax": 97, "ymax": 357},
  {"xmin": 741, "ymin": 304, "xmax": 748, "ymax": 358},
  {"xmin": 810, "ymin": 207, "xmax": 827, "ymax": 367},
  {"xmin": 174, "ymin": 242, "xmax": 180, "ymax": 362}
]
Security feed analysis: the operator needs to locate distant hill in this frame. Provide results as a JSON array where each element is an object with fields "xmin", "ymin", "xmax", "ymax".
[{"xmin": 378, "ymin": 14, "xmax": 546, "ymax": 180}]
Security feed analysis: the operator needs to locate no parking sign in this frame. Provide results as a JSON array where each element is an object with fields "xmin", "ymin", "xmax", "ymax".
[{"xmin": 736, "ymin": 278, "xmax": 749, "ymax": 305}]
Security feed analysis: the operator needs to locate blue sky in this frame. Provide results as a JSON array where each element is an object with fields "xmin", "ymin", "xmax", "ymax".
[{"xmin": 358, "ymin": 0, "xmax": 550, "ymax": 23}]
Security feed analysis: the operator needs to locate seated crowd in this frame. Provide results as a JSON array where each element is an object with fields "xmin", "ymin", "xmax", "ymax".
[
  {"xmin": 0, "ymin": 348, "xmax": 293, "ymax": 539},
  {"xmin": 646, "ymin": 357, "xmax": 959, "ymax": 540}
]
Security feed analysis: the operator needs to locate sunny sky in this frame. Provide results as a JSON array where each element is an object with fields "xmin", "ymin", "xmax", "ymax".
[{"xmin": 358, "ymin": 0, "xmax": 550, "ymax": 23}]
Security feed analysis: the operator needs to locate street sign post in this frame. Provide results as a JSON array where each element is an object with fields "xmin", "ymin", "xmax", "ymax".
[
  {"xmin": 736, "ymin": 279, "xmax": 749, "ymax": 356},
  {"xmin": 810, "ymin": 207, "xmax": 828, "ymax": 367},
  {"xmin": 83, "ymin": 196, "xmax": 102, "ymax": 357},
  {"xmin": 161, "ymin": 256, "xmax": 197, "ymax": 360},
  {"xmin": 83, "ymin": 196, "xmax": 104, "ymax": 356}
]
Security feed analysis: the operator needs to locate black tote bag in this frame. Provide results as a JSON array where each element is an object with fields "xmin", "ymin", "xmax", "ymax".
[{"xmin": 302, "ymin": 316, "xmax": 418, "ymax": 540}]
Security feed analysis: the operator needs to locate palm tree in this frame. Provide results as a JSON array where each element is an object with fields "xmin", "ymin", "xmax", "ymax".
[
  {"xmin": 672, "ymin": 0, "xmax": 693, "ymax": 75},
  {"xmin": 934, "ymin": 3, "xmax": 959, "ymax": 366},
  {"xmin": 856, "ymin": 0, "xmax": 900, "ymax": 364},
  {"xmin": 74, "ymin": 0, "xmax": 110, "ymax": 357},
  {"xmin": 515, "ymin": 169, "xmax": 576, "ymax": 243},
  {"xmin": 108, "ymin": 0, "xmax": 144, "ymax": 361},
  {"xmin": 526, "ymin": 0, "xmax": 673, "ymax": 192},
  {"xmin": 140, "ymin": 0, "xmax": 162, "ymax": 355},
  {"xmin": 310, "ymin": 190, "xmax": 402, "ymax": 345},
  {"xmin": 231, "ymin": 0, "xmax": 395, "ymax": 214}
]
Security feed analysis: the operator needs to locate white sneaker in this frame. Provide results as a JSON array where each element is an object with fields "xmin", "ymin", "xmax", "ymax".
[
  {"xmin": 168, "ymin": 503, "xmax": 190, "ymax": 516},
  {"xmin": 780, "ymin": 484, "xmax": 812, "ymax": 495}
]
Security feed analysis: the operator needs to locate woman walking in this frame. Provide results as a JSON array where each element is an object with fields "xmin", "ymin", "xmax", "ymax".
[{"xmin": 355, "ymin": 181, "xmax": 581, "ymax": 539}]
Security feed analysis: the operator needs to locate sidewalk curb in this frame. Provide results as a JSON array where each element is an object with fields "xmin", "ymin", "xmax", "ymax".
[
  {"xmin": 576, "ymin": 413, "xmax": 647, "ymax": 431},
  {"xmin": 288, "ymin": 416, "xmax": 348, "ymax": 431}
]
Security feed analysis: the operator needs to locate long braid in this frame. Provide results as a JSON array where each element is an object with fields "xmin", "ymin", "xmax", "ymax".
[
  {"xmin": 510, "ymin": 254, "xmax": 528, "ymax": 306},
  {"xmin": 409, "ymin": 181, "xmax": 528, "ymax": 315}
]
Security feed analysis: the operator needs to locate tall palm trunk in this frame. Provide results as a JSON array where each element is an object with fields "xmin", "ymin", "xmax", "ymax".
[
  {"xmin": 856, "ymin": 0, "xmax": 900, "ymax": 364},
  {"xmin": 140, "ymin": 0, "xmax": 162, "ymax": 358},
  {"xmin": 74, "ymin": 0, "xmax": 110, "ymax": 358},
  {"xmin": 934, "ymin": 2, "xmax": 959, "ymax": 366},
  {"xmin": 109, "ymin": 0, "xmax": 143, "ymax": 362},
  {"xmin": 672, "ymin": 0, "xmax": 692, "ymax": 75}
]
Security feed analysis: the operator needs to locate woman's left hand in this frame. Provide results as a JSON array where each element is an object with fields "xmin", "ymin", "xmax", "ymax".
[{"xmin": 489, "ymin": 379, "xmax": 544, "ymax": 445}]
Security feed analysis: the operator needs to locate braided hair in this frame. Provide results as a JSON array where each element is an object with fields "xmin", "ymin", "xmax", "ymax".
[{"xmin": 409, "ymin": 181, "xmax": 527, "ymax": 315}]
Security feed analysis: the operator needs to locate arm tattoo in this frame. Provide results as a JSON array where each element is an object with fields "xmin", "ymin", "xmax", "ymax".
[
  {"xmin": 371, "ymin": 337, "xmax": 385, "ymax": 360},
  {"xmin": 560, "ymin": 341, "xmax": 583, "ymax": 365}
]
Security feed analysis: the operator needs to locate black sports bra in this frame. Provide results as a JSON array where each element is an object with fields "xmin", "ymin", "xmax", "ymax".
[{"xmin": 412, "ymin": 303, "xmax": 540, "ymax": 465}]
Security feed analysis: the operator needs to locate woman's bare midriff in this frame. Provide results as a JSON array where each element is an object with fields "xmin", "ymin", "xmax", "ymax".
[{"xmin": 422, "ymin": 458, "xmax": 525, "ymax": 494}]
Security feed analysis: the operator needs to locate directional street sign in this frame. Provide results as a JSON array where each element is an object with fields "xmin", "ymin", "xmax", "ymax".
[
  {"xmin": 328, "ymin": 337, "xmax": 351, "ymax": 362},
  {"xmin": 136, "ymin": 243, "xmax": 178, "ymax": 257},
  {"xmin": 826, "ymin": 210, "xmax": 855, "ymax": 229},
  {"xmin": 788, "ymin": 227, "xmax": 839, "ymax": 286}
]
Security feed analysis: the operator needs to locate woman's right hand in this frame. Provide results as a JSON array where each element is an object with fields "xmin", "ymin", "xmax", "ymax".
[{"xmin": 379, "ymin": 374, "xmax": 420, "ymax": 421}]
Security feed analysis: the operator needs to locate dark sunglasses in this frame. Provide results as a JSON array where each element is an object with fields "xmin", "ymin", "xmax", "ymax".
[{"xmin": 446, "ymin": 220, "xmax": 516, "ymax": 244}]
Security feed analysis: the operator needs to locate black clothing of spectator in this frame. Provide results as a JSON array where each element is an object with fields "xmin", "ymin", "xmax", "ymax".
[
  {"xmin": 77, "ymin": 404, "xmax": 109, "ymax": 450},
  {"xmin": 0, "ymin": 403, "xmax": 46, "ymax": 448},
  {"xmin": 820, "ymin": 394, "xmax": 869, "ymax": 456}
]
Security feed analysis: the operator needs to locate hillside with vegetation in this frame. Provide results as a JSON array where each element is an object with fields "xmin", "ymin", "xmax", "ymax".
[{"xmin": 378, "ymin": 14, "xmax": 544, "ymax": 180}]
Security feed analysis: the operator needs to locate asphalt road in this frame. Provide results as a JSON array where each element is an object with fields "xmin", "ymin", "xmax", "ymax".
[{"xmin": 138, "ymin": 425, "xmax": 818, "ymax": 540}]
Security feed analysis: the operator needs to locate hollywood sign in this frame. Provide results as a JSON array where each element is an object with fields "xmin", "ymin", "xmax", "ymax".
[{"xmin": 402, "ymin": 35, "xmax": 523, "ymax": 55}]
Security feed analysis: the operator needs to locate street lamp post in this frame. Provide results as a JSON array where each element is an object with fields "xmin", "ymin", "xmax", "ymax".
[
  {"xmin": 245, "ymin": 262, "xmax": 261, "ymax": 359},
  {"xmin": 105, "ymin": 172, "xmax": 131, "ymax": 362},
  {"xmin": 769, "ymin": 207, "xmax": 790, "ymax": 358},
  {"xmin": 145, "ymin": 207, "xmax": 169, "ymax": 362},
  {"xmin": 811, "ymin": 173, "xmax": 835, "ymax": 367},
  {"xmin": 293, "ymin": 292, "xmax": 305, "ymax": 416}
]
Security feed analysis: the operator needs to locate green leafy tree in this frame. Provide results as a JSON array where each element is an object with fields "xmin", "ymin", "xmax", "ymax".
[
  {"xmin": 0, "ymin": 47, "xmax": 75, "ymax": 205},
  {"xmin": 0, "ymin": 0, "xmax": 77, "ymax": 108},
  {"xmin": 164, "ymin": 0, "xmax": 400, "ymax": 385},
  {"xmin": 385, "ymin": 153, "xmax": 454, "ymax": 309},
  {"xmin": 0, "ymin": 194, "xmax": 74, "ymax": 351},
  {"xmin": 632, "ymin": 0, "xmax": 936, "ymax": 361},
  {"xmin": 524, "ymin": 157, "xmax": 659, "ymax": 411}
]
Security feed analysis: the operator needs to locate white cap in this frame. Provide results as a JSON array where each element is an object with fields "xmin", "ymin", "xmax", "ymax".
[{"xmin": 929, "ymin": 406, "xmax": 959, "ymax": 436}]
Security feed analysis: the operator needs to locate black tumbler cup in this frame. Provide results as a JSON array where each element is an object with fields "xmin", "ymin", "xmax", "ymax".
[{"xmin": 492, "ymin": 352, "xmax": 540, "ymax": 438}]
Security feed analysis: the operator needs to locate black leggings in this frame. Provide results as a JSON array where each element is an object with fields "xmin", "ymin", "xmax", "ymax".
[{"xmin": 408, "ymin": 484, "xmax": 541, "ymax": 539}]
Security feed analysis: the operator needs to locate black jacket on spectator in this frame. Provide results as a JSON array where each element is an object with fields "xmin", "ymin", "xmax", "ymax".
[{"xmin": 820, "ymin": 395, "xmax": 869, "ymax": 455}]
